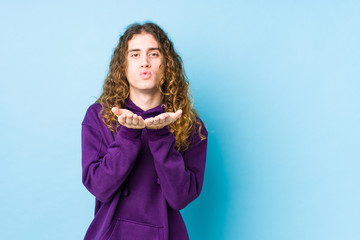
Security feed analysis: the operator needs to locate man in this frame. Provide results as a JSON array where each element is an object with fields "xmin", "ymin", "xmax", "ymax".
[{"xmin": 81, "ymin": 22, "xmax": 208, "ymax": 240}]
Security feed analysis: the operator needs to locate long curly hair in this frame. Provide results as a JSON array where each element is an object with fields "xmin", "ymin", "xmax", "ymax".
[{"xmin": 96, "ymin": 22, "xmax": 206, "ymax": 151}]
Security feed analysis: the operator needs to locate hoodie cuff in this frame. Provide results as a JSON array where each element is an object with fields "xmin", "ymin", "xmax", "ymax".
[
  {"xmin": 117, "ymin": 126, "xmax": 142, "ymax": 140},
  {"xmin": 146, "ymin": 126, "xmax": 173, "ymax": 141}
]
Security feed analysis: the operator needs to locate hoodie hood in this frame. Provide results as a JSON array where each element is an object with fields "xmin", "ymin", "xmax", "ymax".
[{"xmin": 124, "ymin": 97, "xmax": 165, "ymax": 119}]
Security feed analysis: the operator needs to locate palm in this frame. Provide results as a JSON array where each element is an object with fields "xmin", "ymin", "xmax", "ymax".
[
  {"xmin": 111, "ymin": 107, "xmax": 145, "ymax": 129},
  {"xmin": 145, "ymin": 110, "xmax": 182, "ymax": 129},
  {"xmin": 112, "ymin": 107, "xmax": 182, "ymax": 130},
  {"xmin": 111, "ymin": 107, "xmax": 182, "ymax": 129}
]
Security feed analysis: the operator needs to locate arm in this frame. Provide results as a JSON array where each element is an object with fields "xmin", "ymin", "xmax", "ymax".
[
  {"xmin": 146, "ymin": 121, "xmax": 208, "ymax": 210},
  {"xmin": 81, "ymin": 107, "xmax": 142, "ymax": 203}
]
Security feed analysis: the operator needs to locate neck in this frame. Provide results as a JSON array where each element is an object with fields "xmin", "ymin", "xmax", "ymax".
[{"xmin": 129, "ymin": 90, "xmax": 162, "ymax": 111}]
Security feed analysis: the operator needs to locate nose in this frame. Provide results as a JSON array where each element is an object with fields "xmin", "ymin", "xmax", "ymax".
[{"xmin": 141, "ymin": 55, "xmax": 150, "ymax": 68}]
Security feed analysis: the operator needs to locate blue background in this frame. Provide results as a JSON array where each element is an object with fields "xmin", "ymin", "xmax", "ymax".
[{"xmin": 1, "ymin": 1, "xmax": 359, "ymax": 239}]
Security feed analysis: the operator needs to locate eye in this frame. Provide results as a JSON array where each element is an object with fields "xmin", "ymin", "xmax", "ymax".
[
  {"xmin": 131, "ymin": 53, "xmax": 139, "ymax": 57},
  {"xmin": 150, "ymin": 52, "xmax": 159, "ymax": 57}
]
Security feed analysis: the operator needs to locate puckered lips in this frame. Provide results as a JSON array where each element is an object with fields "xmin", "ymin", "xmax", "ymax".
[{"xmin": 140, "ymin": 71, "xmax": 151, "ymax": 79}]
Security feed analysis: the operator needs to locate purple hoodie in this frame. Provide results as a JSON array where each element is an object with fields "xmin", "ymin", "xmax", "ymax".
[{"xmin": 81, "ymin": 98, "xmax": 208, "ymax": 240}]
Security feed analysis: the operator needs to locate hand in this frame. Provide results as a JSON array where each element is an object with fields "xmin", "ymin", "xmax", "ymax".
[
  {"xmin": 111, "ymin": 107, "xmax": 145, "ymax": 129},
  {"xmin": 145, "ymin": 110, "xmax": 182, "ymax": 129}
]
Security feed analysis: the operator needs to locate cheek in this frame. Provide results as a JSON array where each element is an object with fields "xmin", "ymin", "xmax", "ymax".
[
  {"xmin": 155, "ymin": 60, "xmax": 163, "ymax": 72},
  {"xmin": 126, "ymin": 64, "xmax": 136, "ymax": 76}
]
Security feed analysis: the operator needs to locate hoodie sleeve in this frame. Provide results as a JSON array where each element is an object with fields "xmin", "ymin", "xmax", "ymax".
[
  {"xmin": 146, "ymin": 120, "xmax": 208, "ymax": 210},
  {"xmin": 81, "ymin": 104, "xmax": 142, "ymax": 203}
]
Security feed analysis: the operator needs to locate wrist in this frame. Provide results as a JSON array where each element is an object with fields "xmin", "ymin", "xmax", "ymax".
[
  {"xmin": 118, "ymin": 125, "xmax": 143, "ymax": 139},
  {"xmin": 146, "ymin": 126, "xmax": 172, "ymax": 140}
]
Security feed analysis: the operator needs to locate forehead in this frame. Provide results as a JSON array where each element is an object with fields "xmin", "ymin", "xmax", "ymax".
[{"xmin": 127, "ymin": 33, "xmax": 159, "ymax": 50}]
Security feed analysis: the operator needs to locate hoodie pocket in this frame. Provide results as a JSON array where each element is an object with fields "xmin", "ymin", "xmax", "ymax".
[{"xmin": 107, "ymin": 218, "xmax": 164, "ymax": 240}]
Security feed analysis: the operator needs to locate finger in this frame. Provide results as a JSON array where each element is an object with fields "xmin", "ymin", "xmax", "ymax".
[
  {"xmin": 126, "ymin": 114, "xmax": 133, "ymax": 125},
  {"xmin": 158, "ymin": 115, "xmax": 166, "ymax": 124},
  {"xmin": 164, "ymin": 115, "xmax": 172, "ymax": 124},
  {"xmin": 145, "ymin": 118, "xmax": 154, "ymax": 126},
  {"xmin": 153, "ymin": 117, "xmax": 160, "ymax": 125},
  {"xmin": 138, "ymin": 116, "xmax": 145, "ymax": 128},
  {"xmin": 119, "ymin": 114, "xmax": 126, "ymax": 125},
  {"xmin": 133, "ymin": 114, "xmax": 139, "ymax": 125}
]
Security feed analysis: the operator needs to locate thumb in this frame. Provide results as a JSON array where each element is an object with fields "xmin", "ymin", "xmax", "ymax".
[
  {"xmin": 111, "ymin": 107, "xmax": 123, "ymax": 116},
  {"xmin": 173, "ymin": 109, "xmax": 182, "ymax": 120}
]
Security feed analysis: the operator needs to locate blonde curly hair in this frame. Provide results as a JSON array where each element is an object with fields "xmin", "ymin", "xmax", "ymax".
[{"xmin": 96, "ymin": 22, "xmax": 206, "ymax": 151}]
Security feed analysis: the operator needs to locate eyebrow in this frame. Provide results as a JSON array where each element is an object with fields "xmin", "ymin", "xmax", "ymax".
[{"xmin": 127, "ymin": 47, "xmax": 160, "ymax": 53}]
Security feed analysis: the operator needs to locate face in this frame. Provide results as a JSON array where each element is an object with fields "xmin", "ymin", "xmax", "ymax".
[{"xmin": 125, "ymin": 33, "xmax": 163, "ymax": 95}]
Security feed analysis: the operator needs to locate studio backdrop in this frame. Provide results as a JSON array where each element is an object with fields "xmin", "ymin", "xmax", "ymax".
[{"xmin": 0, "ymin": 1, "xmax": 359, "ymax": 239}]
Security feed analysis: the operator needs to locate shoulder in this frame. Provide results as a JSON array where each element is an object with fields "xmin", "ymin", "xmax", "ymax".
[{"xmin": 81, "ymin": 102, "xmax": 103, "ymax": 127}]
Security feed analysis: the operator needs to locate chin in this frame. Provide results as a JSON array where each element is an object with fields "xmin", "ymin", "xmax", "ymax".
[{"xmin": 135, "ymin": 85, "xmax": 158, "ymax": 92}]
